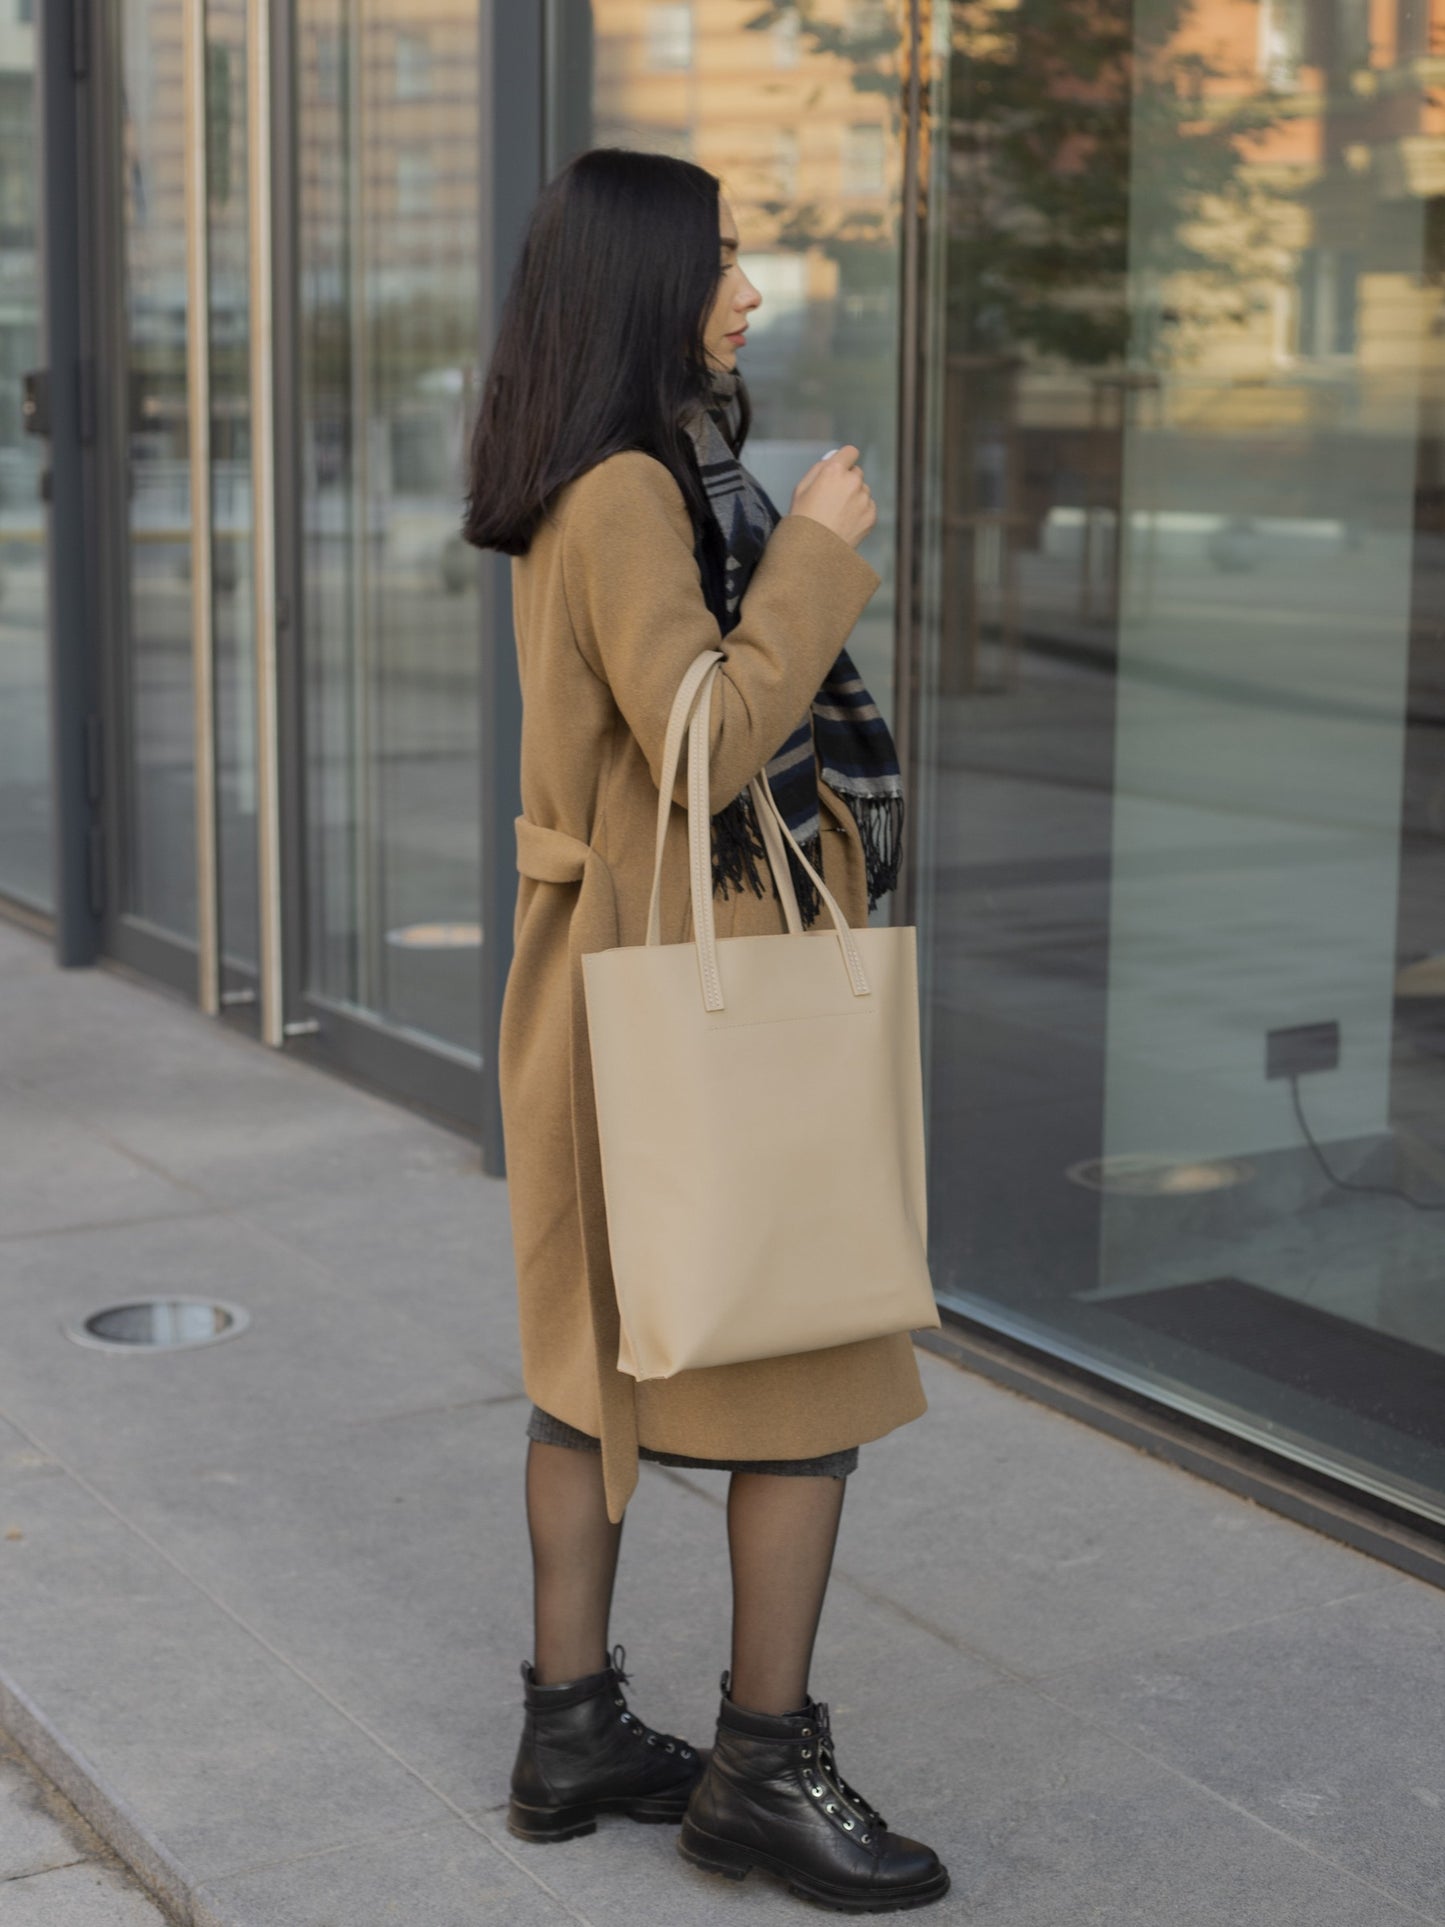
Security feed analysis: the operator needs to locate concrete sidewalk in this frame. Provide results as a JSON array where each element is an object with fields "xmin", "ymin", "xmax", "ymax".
[
  {"xmin": 1, "ymin": 1730, "xmax": 173, "ymax": 1924},
  {"xmin": 0, "ymin": 915, "xmax": 1442, "ymax": 1927}
]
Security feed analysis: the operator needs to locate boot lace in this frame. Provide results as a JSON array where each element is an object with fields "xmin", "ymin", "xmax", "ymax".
[{"xmin": 607, "ymin": 1645, "xmax": 694, "ymax": 1760}]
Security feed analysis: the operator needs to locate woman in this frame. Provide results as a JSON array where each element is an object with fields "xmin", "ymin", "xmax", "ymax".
[{"xmin": 464, "ymin": 148, "xmax": 946, "ymax": 1914}]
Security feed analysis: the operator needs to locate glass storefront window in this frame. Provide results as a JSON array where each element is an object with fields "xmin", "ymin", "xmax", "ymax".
[
  {"xmin": 296, "ymin": 0, "xmax": 483, "ymax": 1057},
  {"xmin": 0, "ymin": 8, "xmax": 48, "ymax": 912},
  {"xmin": 547, "ymin": 0, "xmax": 907, "ymax": 719},
  {"xmin": 916, "ymin": 0, "xmax": 1445, "ymax": 1523}
]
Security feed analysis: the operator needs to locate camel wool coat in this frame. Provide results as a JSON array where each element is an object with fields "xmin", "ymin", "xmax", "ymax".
[{"xmin": 498, "ymin": 450, "xmax": 928, "ymax": 1522}]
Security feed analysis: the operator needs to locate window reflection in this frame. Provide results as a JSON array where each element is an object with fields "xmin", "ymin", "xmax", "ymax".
[
  {"xmin": 551, "ymin": 0, "xmax": 906, "ymax": 714},
  {"xmin": 917, "ymin": 0, "xmax": 1445, "ymax": 1521}
]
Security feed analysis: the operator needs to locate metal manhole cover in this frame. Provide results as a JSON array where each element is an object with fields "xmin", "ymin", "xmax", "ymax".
[
  {"xmin": 63, "ymin": 1298, "xmax": 251, "ymax": 1352},
  {"xmin": 1065, "ymin": 1155, "xmax": 1254, "ymax": 1197}
]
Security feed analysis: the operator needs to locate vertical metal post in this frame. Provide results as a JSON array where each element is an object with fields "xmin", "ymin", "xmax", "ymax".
[
  {"xmin": 478, "ymin": 0, "xmax": 543, "ymax": 1176},
  {"xmin": 248, "ymin": 0, "xmax": 284, "ymax": 1043},
  {"xmin": 345, "ymin": 0, "xmax": 380, "ymax": 1015},
  {"xmin": 892, "ymin": 0, "xmax": 929, "ymax": 927},
  {"xmin": 183, "ymin": 0, "xmax": 220, "ymax": 1011},
  {"xmin": 270, "ymin": 0, "xmax": 308, "ymax": 1031}
]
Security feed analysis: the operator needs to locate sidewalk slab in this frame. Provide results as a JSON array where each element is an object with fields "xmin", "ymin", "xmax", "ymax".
[
  {"xmin": 0, "ymin": 1732, "xmax": 171, "ymax": 1925},
  {"xmin": 2, "ymin": 921, "xmax": 1445, "ymax": 1927}
]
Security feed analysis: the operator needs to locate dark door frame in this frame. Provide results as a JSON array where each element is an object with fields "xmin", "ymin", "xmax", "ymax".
[{"xmin": 33, "ymin": 0, "xmax": 101, "ymax": 960}]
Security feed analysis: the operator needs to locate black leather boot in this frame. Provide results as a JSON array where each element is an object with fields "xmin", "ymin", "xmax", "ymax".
[
  {"xmin": 507, "ymin": 1644, "xmax": 705, "ymax": 1843},
  {"xmin": 678, "ymin": 1674, "xmax": 949, "ymax": 1913}
]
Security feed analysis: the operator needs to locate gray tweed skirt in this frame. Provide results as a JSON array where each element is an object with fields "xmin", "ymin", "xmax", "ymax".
[{"xmin": 526, "ymin": 1404, "xmax": 858, "ymax": 1477}]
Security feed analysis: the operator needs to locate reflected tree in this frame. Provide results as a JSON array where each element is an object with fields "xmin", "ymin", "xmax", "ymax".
[{"xmin": 750, "ymin": 0, "xmax": 1281, "ymax": 370}]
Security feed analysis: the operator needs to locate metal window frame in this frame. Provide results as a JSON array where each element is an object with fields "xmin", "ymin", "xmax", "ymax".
[
  {"xmin": 35, "ymin": 0, "xmax": 100, "ymax": 959},
  {"xmin": 183, "ymin": 0, "xmax": 220, "ymax": 1014},
  {"xmin": 892, "ymin": 0, "xmax": 928, "ymax": 928},
  {"xmin": 248, "ymin": 0, "xmax": 284, "ymax": 1044}
]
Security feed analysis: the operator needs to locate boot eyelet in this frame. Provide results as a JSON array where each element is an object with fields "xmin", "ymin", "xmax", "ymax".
[
  {"xmin": 825, "ymin": 1803, "xmax": 837, "ymax": 1815},
  {"xmin": 862, "ymin": 1833, "xmax": 871, "ymax": 1845},
  {"xmin": 681, "ymin": 1748, "xmax": 693, "ymax": 1759},
  {"xmin": 810, "ymin": 1785, "xmax": 824, "ymax": 1798},
  {"xmin": 842, "ymin": 1818, "xmax": 855, "ymax": 1831}
]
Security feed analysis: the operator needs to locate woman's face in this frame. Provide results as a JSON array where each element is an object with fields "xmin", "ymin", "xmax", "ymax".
[{"xmin": 703, "ymin": 198, "xmax": 761, "ymax": 373}]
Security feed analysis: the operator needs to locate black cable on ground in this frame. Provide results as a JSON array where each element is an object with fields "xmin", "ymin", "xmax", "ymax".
[{"xmin": 1289, "ymin": 1075, "xmax": 1445, "ymax": 1213}]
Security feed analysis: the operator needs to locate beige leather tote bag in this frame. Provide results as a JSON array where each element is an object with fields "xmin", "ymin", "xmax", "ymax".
[{"xmin": 582, "ymin": 647, "xmax": 939, "ymax": 1382}]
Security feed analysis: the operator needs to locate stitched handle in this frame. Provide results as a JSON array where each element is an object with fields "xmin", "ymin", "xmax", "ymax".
[{"xmin": 646, "ymin": 649, "xmax": 725, "ymax": 949}]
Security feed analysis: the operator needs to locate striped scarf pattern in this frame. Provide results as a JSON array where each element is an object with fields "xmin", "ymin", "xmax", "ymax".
[{"xmin": 683, "ymin": 381, "xmax": 905, "ymax": 928}]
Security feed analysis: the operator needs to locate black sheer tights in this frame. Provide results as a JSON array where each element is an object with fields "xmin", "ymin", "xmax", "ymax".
[
  {"xmin": 525, "ymin": 1440, "xmax": 846, "ymax": 1714},
  {"xmin": 725, "ymin": 1470, "xmax": 846, "ymax": 1716},
  {"xmin": 525, "ymin": 1440, "xmax": 623, "ymax": 1686}
]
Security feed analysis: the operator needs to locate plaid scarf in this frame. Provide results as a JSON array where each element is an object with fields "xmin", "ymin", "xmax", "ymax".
[{"xmin": 683, "ymin": 377, "xmax": 904, "ymax": 928}]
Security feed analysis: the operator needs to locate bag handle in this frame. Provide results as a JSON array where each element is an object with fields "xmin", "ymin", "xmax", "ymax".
[
  {"xmin": 646, "ymin": 649, "xmax": 871, "ymax": 1010},
  {"xmin": 744, "ymin": 759, "xmax": 870, "ymax": 997},
  {"xmin": 749, "ymin": 771, "xmax": 803, "ymax": 935},
  {"xmin": 645, "ymin": 648, "xmax": 724, "ymax": 948}
]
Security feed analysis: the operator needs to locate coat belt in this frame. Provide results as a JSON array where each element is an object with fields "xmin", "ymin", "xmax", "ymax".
[
  {"xmin": 514, "ymin": 816, "xmax": 594, "ymax": 885},
  {"xmin": 512, "ymin": 813, "xmax": 638, "ymax": 1523}
]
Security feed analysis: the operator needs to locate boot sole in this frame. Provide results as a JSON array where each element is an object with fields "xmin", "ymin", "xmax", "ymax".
[
  {"xmin": 507, "ymin": 1784, "xmax": 695, "ymax": 1844},
  {"xmin": 678, "ymin": 1817, "xmax": 951, "ymax": 1914}
]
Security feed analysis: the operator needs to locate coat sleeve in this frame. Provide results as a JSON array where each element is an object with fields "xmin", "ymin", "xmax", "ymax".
[{"xmin": 559, "ymin": 451, "xmax": 881, "ymax": 813}]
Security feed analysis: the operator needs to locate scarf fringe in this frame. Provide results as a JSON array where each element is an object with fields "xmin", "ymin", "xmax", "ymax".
[
  {"xmin": 847, "ymin": 792, "xmax": 906, "ymax": 913},
  {"xmin": 711, "ymin": 792, "xmax": 770, "ymax": 902},
  {"xmin": 711, "ymin": 789, "xmax": 903, "ymax": 928}
]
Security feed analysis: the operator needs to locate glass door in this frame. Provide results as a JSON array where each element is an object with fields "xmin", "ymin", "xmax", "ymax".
[
  {"xmin": 0, "ymin": 3, "xmax": 49, "ymax": 915},
  {"xmin": 294, "ymin": 0, "xmax": 485, "ymax": 1071}
]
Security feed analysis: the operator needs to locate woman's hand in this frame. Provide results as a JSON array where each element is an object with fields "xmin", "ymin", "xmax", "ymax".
[{"xmin": 788, "ymin": 445, "xmax": 876, "ymax": 550}]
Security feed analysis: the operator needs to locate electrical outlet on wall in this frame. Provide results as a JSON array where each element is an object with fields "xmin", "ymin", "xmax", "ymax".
[{"xmin": 1265, "ymin": 1021, "xmax": 1341, "ymax": 1081}]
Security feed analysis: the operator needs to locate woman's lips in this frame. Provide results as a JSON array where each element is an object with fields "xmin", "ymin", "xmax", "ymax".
[{"xmin": 726, "ymin": 331, "xmax": 748, "ymax": 345}]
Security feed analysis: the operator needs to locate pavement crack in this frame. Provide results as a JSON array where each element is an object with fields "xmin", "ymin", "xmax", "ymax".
[{"xmin": 1, "ymin": 1857, "xmax": 92, "ymax": 1885}]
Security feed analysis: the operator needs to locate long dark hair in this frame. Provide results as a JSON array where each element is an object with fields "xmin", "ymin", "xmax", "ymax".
[{"xmin": 462, "ymin": 147, "xmax": 750, "ymax": 559}]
